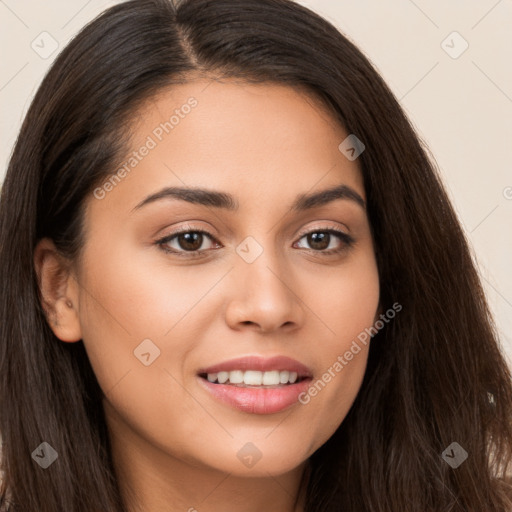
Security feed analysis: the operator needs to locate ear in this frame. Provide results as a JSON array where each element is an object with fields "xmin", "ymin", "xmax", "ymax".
[{"xmin": 33, "ymin": 238, "xmax": 82, "ymax": 342}]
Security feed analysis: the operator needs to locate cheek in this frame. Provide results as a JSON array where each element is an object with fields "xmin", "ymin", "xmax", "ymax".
[
  {"xmin": 76, "ymin": 242, "xmax": 220, "ymax": 464},
  {"xmin": 296, "ymin": 251, "xmax": 379, "ymax": 441},
  {"xmin": 78, "ymin": 230, "xmax": 227, "ymax": 348},
  {"xmin": 76, "ymin": 238, "xmax": 215, "ymax": 400},
  {"xmin": 303, "ymin": 246, "xmax": 380, "ymax": 341}
]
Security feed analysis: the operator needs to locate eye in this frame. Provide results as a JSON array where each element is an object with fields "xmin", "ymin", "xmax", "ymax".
[
  {"xmin": 294, "ymin": 228, "xmax": 354, "ymax": 254},
  {"xmin": 156, "ymin": 228, "xmax": 220, "ymax": 257},
  {"xmin": 156, "ymin": 225, "xmax": 355, "ymax": 258}
]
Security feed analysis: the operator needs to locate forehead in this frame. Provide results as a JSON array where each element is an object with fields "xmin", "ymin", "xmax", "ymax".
[{"xmin": 86, "ymin": 79, "xmax": 365, "ymax": 221}]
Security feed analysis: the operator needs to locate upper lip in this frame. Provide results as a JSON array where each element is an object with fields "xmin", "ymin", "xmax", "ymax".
[{"xmin": 198, "ymin": 355, "xmax": 313, "ymax": 378}]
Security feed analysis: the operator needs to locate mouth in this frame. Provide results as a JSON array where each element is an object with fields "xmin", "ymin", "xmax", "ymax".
[
  {"xmin": 198, "ymin": 369, "xmax": 309, "ymax": 388},
  {"xmin": 196, "ymin": 355, "xmax": 313, "ymax": 414}
]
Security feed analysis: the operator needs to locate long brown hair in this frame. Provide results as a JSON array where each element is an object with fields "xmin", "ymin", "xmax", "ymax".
[{"xmin": 1, "ymin": 0, "xmax": 511, "ymax": 510}]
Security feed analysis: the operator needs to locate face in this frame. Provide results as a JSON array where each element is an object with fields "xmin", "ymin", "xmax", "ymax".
[{"xmin": 50, "ymin": 80, "xmax": 380, "ymax": 479}]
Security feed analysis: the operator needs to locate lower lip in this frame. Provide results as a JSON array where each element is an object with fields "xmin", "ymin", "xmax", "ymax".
[{"xmin": 198, "ymin": 376, "xmax": 312, "ymax": 414}]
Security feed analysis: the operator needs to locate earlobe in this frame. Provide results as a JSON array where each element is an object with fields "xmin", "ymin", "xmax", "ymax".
[{"xmin": 33, "ymin": 238, "xmax": 82, "ymax": 342}]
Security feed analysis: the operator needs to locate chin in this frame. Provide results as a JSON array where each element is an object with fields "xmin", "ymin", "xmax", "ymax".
[{"xmin": 196, "ymin": 437, "xmax": 312, "ymax": 477}]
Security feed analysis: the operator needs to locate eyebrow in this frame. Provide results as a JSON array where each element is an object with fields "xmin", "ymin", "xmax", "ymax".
[{"xmin": 131, "ymin": 183, "xmax": 366, "ymax": 213}]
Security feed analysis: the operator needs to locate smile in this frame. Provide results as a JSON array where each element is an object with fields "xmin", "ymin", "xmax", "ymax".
[
  {"xmin": 200, "ymin": 369, "xmax": 304, "ymax": 387},
  {"xmin": 197, "ymin": 356, "xmax": 313, "ymax": 414}
]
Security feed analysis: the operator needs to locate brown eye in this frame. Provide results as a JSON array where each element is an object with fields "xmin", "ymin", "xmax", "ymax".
[
  {"xmin": 157, "ymin": 229, "xmax": 219, "ymax": 256},
  {"xmin": 175, "ymin": 232, "xmax": 204, "ymax": 251},
  {"xmin": 305, "ymin": 232, "xmax": 330, "ymax": 250},
  {"xmin": 295, "ymin": 229, "xmax": 354, "ymax": 253}
]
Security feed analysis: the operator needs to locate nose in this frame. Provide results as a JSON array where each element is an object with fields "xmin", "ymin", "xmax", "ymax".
[{"xmin": 224, "ymin": 244, "xmax": 305, "ymax": 334}]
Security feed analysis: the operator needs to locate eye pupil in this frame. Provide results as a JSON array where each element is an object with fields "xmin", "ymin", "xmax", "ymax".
[
  {"xmin": 308, "ymin": 232, "xmax": 329, "ymax": 250},
  {"xmin": 179, "ymin": 232, "xmax": 203, "ymax": 251}
]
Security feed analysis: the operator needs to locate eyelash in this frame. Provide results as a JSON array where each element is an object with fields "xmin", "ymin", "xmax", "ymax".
[{"xmin": 155, "ymin": 225, "xmax": 355, "ymax": 259}]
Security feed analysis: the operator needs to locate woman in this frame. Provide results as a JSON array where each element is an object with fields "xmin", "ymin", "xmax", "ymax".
[{"xmin": 1, "ymin": 0, "xmax": 511, "ymax": 510}]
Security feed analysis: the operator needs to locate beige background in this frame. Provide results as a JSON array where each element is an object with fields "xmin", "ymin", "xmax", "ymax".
[{"xmin": 1, "ymin": 0, "xmax": 511, "ymax": 365}]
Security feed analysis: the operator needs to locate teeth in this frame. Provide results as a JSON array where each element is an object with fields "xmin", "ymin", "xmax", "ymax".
[
  {"xmin": 229, "ymin": 370, "xmax": 244, "ymax": 384},
  {"xmin": 262, "ymin": 370, "xmax": 280, "ymax": 385},
  {"xmin": 244, "ymin": 370, "xmax": 262, "ymax": 386},
  {"xmin": 217, "ymin": 371, "xmax": 229, "ymax": 384},
  {"xmin": 205, "ymin": 370, "xmax": 302, "ymax": 386}
]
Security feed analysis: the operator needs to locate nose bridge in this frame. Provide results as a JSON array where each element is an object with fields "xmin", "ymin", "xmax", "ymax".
[
  {"xmin": 225, "ymin": 232, "xmax": 303, "ymax": 331},
  {"xmin": 235, "ymin": 232, "xmax": 287, "ymax": 290}
]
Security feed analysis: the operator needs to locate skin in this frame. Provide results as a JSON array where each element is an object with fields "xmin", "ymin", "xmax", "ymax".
[{"xmin": 34, "ymin": 79, "xmax": 380, "ymax": 512}]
